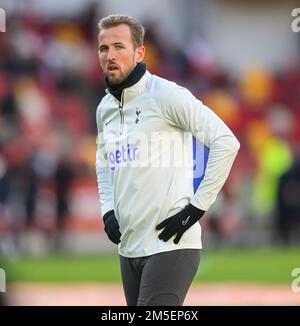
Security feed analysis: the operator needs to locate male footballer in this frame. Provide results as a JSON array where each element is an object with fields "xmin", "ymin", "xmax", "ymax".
[{"xmin": 96, "ymin": 14, "xmax": 240, "ymax": 306}]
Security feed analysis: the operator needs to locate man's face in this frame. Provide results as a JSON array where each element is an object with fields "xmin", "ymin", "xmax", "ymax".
[{"xmin": 98, "ymin": 24, "xmax": 145, "ymax": 85}]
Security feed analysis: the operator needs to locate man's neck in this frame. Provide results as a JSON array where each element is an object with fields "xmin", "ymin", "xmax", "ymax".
[{"xmin": 106, "ymin": 62, "xmax": 147, "ymax": 101}]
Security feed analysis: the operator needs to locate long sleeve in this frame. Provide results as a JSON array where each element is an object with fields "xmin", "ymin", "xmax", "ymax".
[
  {"xmin": 95, "ymin": 105, "xmax": 114, "ymax": 216},
  {"xmin": 157, "ymin": 85, "xmax": 240, "ymax": 211}
]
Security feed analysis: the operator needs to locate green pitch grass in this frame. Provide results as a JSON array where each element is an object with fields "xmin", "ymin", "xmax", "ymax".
[{"xmin": 2, "ymin": 247, "xmax": 299, "ymax": 285}]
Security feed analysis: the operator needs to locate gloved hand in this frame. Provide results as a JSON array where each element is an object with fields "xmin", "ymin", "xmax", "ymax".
[
  {"xmin": 103, "ymin": 210, "xmax": 121, "ymax": 244},
  {"xmin": 156, "ymin": 204, "xmax": 205, "ymax": 244}
]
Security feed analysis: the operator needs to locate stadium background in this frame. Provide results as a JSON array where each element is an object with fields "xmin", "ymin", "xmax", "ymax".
[{"xmin": 0, "ymin": 0, "xmax": 300, "ymax": 305}]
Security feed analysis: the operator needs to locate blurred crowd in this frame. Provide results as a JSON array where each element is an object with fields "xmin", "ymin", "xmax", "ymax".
[{"xmin": 0, "ymin": 10, "xmax": 300, "ymax": 255}]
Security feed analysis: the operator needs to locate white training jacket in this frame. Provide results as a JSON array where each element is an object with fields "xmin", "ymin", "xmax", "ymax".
[{"xmin": 96, "ymin": 71, "xmax": 240, "ymax": 258}]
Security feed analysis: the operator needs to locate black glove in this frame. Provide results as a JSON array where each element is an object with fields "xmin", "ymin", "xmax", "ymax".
[
  {"xmin": 103, "ymin": 210, "xmax": 121, "ymax": 244},
  {"xmin": 156, "ymin": 204, "xmax": 205, "ymax": 244}
]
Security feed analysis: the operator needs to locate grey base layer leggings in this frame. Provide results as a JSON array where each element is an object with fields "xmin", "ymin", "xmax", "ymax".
[{"xmin": 119, "ymin": 249, "xmax": 201, "ymax": 306}]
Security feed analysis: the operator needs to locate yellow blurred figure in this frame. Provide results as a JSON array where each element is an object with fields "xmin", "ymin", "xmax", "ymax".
[
  {"xmin": 143, "ymin": 41, "xmax": 160, "ymax": 73},
  {"xmin": 241, "ymin": 67, "xmax": 273, "ymax": 107},
  {"xmin": 252, "ymin": 137, "xmax": 292, "ymax": 215},
  {"xmin": 246, "ymin": 120, "xmax": 292, "ymax": 215},
  {"xmin": 54, "ymin": 24, "xmax": 84, "ymax": 45},
  {"xmin": 246, "ymin": 120, "xmax": 272, "ymax": 160},
  {"xmin": 205, "ymin": 90, "xmax": 240, "ymax": 128}
]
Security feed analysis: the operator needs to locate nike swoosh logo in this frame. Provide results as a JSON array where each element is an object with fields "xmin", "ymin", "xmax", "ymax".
[
  {"xmin": 105, "ymin": 119, "xmax": 113, "ymax": 126},
  {"xmin": 181, "ymin": 215, "xmax": 190, "ymax": 226}
]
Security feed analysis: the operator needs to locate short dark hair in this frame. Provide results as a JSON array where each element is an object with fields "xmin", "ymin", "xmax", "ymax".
[{"xmin": 98, "ymin": 14, "xmax": 145, "ymax": 48}]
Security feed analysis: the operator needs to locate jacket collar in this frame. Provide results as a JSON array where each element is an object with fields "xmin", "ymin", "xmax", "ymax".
[{"xmin": 105, "ymin": 70, "xmax": 150, "ymax": 104}]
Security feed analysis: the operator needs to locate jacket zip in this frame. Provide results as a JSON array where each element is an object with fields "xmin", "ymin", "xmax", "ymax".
[{"xmin": 119, "ymin": 91, "xmax": 125, "ymax": 135}]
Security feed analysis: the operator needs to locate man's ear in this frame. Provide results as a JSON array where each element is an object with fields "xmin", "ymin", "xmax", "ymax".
[{"xmin": 136, "ymin": 46, "xmax": 145, "ymax": 63}]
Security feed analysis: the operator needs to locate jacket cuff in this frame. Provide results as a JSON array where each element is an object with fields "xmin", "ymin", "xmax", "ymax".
[{"xmin": 103, "ymin": 210, "xmax": 114, "ymax": 222}]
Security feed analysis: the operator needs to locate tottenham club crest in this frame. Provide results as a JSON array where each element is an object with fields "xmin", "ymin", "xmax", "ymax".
[{"xmin": 135, "ymin": 108, "xmax": 141, "ymax": 124}]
